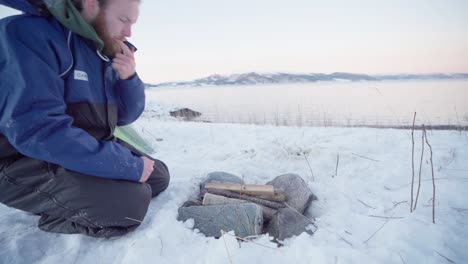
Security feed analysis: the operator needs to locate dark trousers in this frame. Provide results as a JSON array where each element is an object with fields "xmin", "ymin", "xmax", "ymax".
[{"xmin": 0, "ymin": 142, "xmax": 170, "ymax": 238}]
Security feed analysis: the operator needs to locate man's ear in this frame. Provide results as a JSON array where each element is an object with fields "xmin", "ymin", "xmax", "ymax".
[{"xmin": 81, "ymin": 0, "xmax": 100, "ymax": 21}]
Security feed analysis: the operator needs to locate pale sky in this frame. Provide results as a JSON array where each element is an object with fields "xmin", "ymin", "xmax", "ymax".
[{"xmin": 1, "ymin": 0, "xmax": 467, "ymax": 83}]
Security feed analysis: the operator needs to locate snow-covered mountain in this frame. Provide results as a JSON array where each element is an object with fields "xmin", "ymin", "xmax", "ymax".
[{"xmin": 146, "ymin": 72, "xmax": 468, "ymax": 88}]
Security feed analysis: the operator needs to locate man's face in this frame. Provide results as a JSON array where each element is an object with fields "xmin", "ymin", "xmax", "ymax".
[{"xmin": 92, "ymin": 0, "xmax": 139, "ymax": 56}]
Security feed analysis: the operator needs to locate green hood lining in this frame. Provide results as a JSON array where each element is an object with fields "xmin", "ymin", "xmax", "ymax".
[{"xmin": 44, "ymin": 0, "xmax": 104, "ymax": 51}]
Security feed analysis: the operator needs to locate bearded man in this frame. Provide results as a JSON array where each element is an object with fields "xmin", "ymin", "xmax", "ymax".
[{"xmin": 0, "ymin": 0, "xmax": 170, "ymax": 238}]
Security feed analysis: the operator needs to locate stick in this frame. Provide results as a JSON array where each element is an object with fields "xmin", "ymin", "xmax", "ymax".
[
  {"xmin": 413, "ymin": 124, "xmax": 425, "ymax": 211},
  {"xmin": 424, "ymin": 128, "xmax": 436, "ymax": 223},
  {"xmin": 364, "ymin": 217, "xmax": 392, "ymax": 244},
  {"xmin": 222, "ymin": 232, "xmax": 278, "ymax": 250},
  {"xmin": 357, "ymin": 199, "xmax": 376, "ymax": 209},
  {"xmin": 125, "ymin": 217, "xmax": 143, "ymax": 223},
  {"xmin": 220, "ymin": 231, "xmax": 234, "ymax": 264},
  {"xmin": 351, "ymin": 153, "xmax": 379, "ymax": 162},
  {"xmin": 335, "ymin": 154, "xmax": 340, "ymax": 177},
  {"xmin": 368, "ymin": 215, "xmax": 404, "ymax": 219},
  {"xmin": 434, "ymin": 250, "xmax": 456, "ymax": 263},
  {"xmin": 399, "ymin": 253, "xmax": 407, "ymax": 264},
  {"xmin": 386, "ymin": 177, "xmax": 468, "ymax": 191},
  {"xmin": 205, "ymin": 182, "xmax": 286, "ymax": 202},
  {"xmin": 206, "ymin": 189, "xmax": 285, "ymax": 209},
  {"xmin": 411, "ymin": 112, "xmax": 416, "ymax": 213},
  {"xmin": 303, "ymin": 152, "xmax": 315, "ymax": 181}
]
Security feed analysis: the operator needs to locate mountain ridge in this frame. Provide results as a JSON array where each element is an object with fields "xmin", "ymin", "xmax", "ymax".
[{"xmin": 146, "ymin": 72, "xmax": 468, "ymax": 88}]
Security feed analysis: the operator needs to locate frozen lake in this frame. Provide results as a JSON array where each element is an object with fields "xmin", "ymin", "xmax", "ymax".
[{"xmin": 146, "ymin": 80, "xmax": 468, "ymax": 127}]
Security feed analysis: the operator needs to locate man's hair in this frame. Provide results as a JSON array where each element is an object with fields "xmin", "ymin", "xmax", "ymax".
[
  {"xmin": 72, "ymin": 0, "xmax": 110, "ymax": 12},
  {"xmin": 72, "ymin": 0, "xmax": 140, "ymax": 11}
]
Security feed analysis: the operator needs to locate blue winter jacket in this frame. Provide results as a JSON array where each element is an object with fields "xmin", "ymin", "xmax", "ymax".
[{"xmin": 0, "ymin": 1, "xmax": 145, "ymax": 181}]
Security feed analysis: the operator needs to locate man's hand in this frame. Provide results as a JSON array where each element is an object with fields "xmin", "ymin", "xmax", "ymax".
[
  {"xmin": 139, "ymin": 156, "xmax": 155, "ymax": 183},
  {"xmin": 112, "ymin": 39, "xmax": 136, "ymax": 80}
]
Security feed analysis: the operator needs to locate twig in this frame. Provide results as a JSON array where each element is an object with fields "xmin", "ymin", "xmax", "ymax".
[
  {"xmin": 283, "ymin": 203, "xmax": 317, "ymax": 228},
  {"xmin": 335, "ymin": 154, "xmax": 340, "ymax": 177},
  {"xmin": 434, "ymin": 250, "xmax": 456, "ymax": 263},
  {"xmin": 351, "ymin": 153, "xmax": 379, "ymax": 162},
  {"xmin": 386, "ymin": 177, "xmax": 468, "ymax": 191},
  {"xmin": 222, "ymin": 232, "xmax": 278, "ymax": 250},
  {"xmin": 302, "ymin": 152, "xmax": 315, "ymax": 181},
  {"xmin": 158, "ymin": 236, "xmax": 164, "ymax": 256},
  {"xmin": 220, "ymin": 231, "xmax": 234, "ymax": 264},
  {"xmin": 384, "ymin": 201, "xmax": 409, "ymax": 213},
  {"xmin": 393, "ymin": 201, "xmax": 409, "ymax": 208},
  {"xmin": 333, "ymin": 232, "xmax": 353, "ymax": 247},
  {"xmin": 125, "ymin": 217, "xmax": 143, "ymax": 223},
  {"xmin": 364, "ymin": 217, "xmax": 392, "ymax": 244},
  {"xmin": 441, "ymin": 168, "xmax": 468, "ymax": 171},
  {"xmin": 451, "ymin": 207, "xmax": 468, "ymax": 211},
  {"xmin": 368, "ymin": 215, "xmax": 404, "ymax": 219},
  {"xmin": 399, "ymin": 253, "xmax": 407, "ymax": 264},
  {"xmin": 411, "ymin": 112, "xmax": 416, "ymax": 213},
  {"xmin": 357, "ymin": 199, "xmax": 376, "ymax": 209},
  {"xmin": 206, "ymin": 189, "xmax": 285, "ymax": 209},
  {"xmin": 413, "ymin": 124, "xmax": 425, "ymax": 211},
  {"xmin": 424, "ymin": 128, "xmax": 436, "ymax": 223}
]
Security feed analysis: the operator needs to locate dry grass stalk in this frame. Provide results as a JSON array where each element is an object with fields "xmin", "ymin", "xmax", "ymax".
[
  {"xmin": 335, "ymin": 154, "xmax": 340, "ymax": 177},
  {"xmin": 125, "ymin": 217, "xmax": 143, "ymax": 223},
  {"xmin": 220, "ymin": 230, "xmax": 234, "ymax": 264},
  {"xmin": 411, "ymin": 112, "xmax": 416, "ymax": 212},
  {"xmin": 368, "ymin": 215, "xmax": 404, "ymax": 219},
  {"xmin": 413, "ymin": 124, "xmax": 425, "ymax": 211},
  {"xmin": 357, "ymin": 199, "xmax": 376, "ymax": 209},
  {"xmin": 424, "ymin": 128, "xmax": 436, "ymax": 223},
  {"xmin": 302, "ymin": 151, "xmax": 315, "ymax": 181},
  {"xmin": 363, "ymin": 214, "xmax": 395, "ymax": 244},
  {"xmin": 351, "ymin": 153, "xmax": 379, "ymax": 162}
]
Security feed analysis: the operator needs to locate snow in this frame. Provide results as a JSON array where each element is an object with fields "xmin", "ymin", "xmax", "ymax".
[{"xmin": 1, "ymin": 102, "xmax": 467, "ymax": 264}]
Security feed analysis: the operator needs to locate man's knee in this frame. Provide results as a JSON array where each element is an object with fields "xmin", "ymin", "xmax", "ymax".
[{"xmin": 148, "ymin": 159, "xmax": 170, "ymax": 197}]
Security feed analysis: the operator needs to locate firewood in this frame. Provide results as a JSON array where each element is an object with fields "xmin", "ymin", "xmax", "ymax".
[
  {"xmin": 205, "ymin": 189, "xmax": 285, "ymax": 210},
  {"xmin": 204, "ymin": 182, "xmax": 286, "ymax": 202}
]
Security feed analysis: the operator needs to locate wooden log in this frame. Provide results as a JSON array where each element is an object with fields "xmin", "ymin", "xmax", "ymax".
[
  {"xmin": 205, "ymin": 189, "xmax": 285, "ymax": 210},
  {"xmin": 204, "ymin": 182, "xmax": 286, "ymax": 202},
  {"xmin": 202, "ymin": 193, "xmax": 277, "ymax": 221}
]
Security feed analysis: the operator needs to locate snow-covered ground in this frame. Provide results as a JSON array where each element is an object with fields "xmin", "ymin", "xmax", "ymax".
[{"xmin": 1, "ymin": 103, "xmax": 467, "ymax": 264}]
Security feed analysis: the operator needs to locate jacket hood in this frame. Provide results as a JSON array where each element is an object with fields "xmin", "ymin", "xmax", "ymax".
[
  {"xmin": 1, "ymin": 0, "xmax": 104, "ymax": 52},
  {"xmin": 43, "ymin": 0, "xmax": 104, "ymax": 52}
]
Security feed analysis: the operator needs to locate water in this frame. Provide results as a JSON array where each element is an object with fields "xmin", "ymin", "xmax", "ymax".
[{"xmin": 146, "ymin": 80, "xmax": 468, "ymax": 127}]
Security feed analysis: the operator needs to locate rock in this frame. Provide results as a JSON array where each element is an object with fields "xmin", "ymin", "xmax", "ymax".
[
  {"xmin": 177, "ymin": 203, "xmax": 263, "ymax": 238},
  {"xmin": 202, "ymin": 193, "xmax": 277, "ymax": 221},
  {"xmin": 169, "ymin": 108, "xmax": 202, "ymax": 120},
  {"xmin": 199, "ymin": 171, "xmax": 244, "ymax": 197},
  {"xmin": 266, "ymin": 173, "xmax": 316, "ymax": 214},
  {"xmin": 266, "ymin": 208, "xmax": 316, "ymax": 241},
  {"xmin": 181, "ymin": 199, "xmax": 202, "ymax": 207}
]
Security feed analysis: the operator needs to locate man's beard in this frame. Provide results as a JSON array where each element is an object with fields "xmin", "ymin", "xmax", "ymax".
[{"xmin": 92, "ymin": 11, "xmax": 121, "ymax": 57}]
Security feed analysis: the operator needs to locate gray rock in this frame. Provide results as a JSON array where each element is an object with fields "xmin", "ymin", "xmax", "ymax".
[
  {"xmin": 266, "ymin": 208, "xmax": 315, "ymax": 241},
  {"xmin": 266, "ymin": 173, "xmax": 316, "ymax": 213},
  {"xmin": 178, "ymin": 203, "xmax": 263, "ymax": 238},
  {"xmin": 199, "ymin": 171, "xmax": 244, "ymax": 196},
  {"xmin": 169, "ymin": 108, "xmax": 202, "ymax": 120},
  {"xmin": 202, "ymin": 193, "xmax": 277, "ymax": 221},
  {"xmin": 181, "ymin": 199, "xmax": 202, "ymax": 207}
]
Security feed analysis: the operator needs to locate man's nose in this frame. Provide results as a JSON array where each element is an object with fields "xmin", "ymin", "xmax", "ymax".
[{"xmin": 123, "ymin": 25, "xmax": 132, "ymax": 38}]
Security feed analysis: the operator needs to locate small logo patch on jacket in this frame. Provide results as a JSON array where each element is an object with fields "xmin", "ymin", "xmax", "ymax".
[{"xmin": 74, "ymin": 70, "xmax": 89, "ymax": 81}]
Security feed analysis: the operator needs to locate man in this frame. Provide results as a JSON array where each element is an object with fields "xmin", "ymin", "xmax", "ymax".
[{"xmin": 0, "ymin": 0, "xmax": 170, "ymax": 238}]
